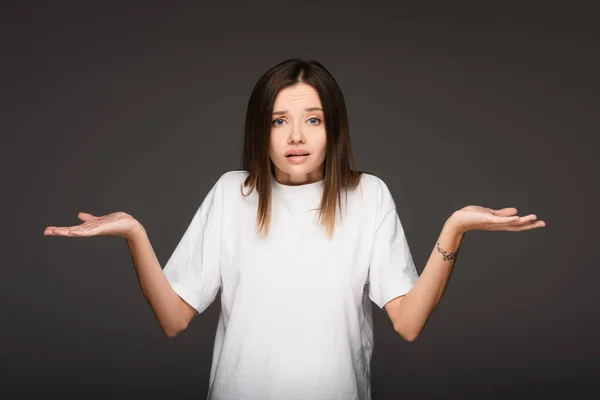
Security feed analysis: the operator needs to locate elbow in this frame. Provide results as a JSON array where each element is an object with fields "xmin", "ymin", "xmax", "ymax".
[
  {"xmin": 403, "ymin": 332, "xmax": 420, "ymax": 343},
  {"xmin": 164, "ymin": 329, "xmax": 179, "ymax": 338},
  {"xmin": 163, "ymin": 323, "xmax": 187, "ymax": 338},
  {"xmin": 394, "ymin": 324, "xmax": 421, "ymax": 343}
]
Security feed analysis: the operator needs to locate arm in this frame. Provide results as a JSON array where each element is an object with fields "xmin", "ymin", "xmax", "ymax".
[
  {"xmin": 383, "ymin": 217, "xmax": 464, "ymax": 342},
  {"xmin": 384, "ymin": 205, "xmax": 544, "ymax": 342},
  {"xmin": 125, "ymin": 224, "xmax": 197, "ymax": 337}
]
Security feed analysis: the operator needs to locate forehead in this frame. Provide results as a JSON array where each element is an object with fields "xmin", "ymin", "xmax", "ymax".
[{"xmin": 273, "ymin": 83, "xmax": 322, "ymax": 109}]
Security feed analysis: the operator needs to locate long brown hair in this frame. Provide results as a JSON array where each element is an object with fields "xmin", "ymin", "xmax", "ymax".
[{"xmin": 239, "ymin": 58, "xmax": 377, "ymax": 239}]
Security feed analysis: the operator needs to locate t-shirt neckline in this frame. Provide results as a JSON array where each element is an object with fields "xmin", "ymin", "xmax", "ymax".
[{"xmin": 271, "ymin": 174, "xmax": 324, "ymax": 196}]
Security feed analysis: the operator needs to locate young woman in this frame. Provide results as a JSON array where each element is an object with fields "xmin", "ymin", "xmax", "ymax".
[{"xmin": 44, "ymin": 59, "xmax": 546, "ymax": 400}]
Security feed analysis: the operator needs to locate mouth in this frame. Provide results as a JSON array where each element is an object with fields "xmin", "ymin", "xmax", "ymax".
[
  {"xmin": 285, "ymin": 153, "xmax": 309, "ymax": 157},
  {"xmin": 285, "ymin": 148, "xmax": 311, "ymax": 157}
]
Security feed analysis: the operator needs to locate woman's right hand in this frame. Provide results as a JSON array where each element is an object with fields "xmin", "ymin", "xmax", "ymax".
[{"xmin": 43, "ymin": 212, "xmax": 143, "ymax": 240}]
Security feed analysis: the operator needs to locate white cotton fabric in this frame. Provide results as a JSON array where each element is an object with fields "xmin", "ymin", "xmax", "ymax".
[{"xmin": 162, "ymin": 170, "xmax": 419, "ymax": 400}]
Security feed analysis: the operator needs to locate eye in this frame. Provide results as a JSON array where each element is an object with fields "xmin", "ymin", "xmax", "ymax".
[
  {"xmin": 307, "ymin": 117, "xmax": 321, "ymax": 125},
  {"xmin": 272, "ymin": 118, "xmax": 285, "ymax": 127}
]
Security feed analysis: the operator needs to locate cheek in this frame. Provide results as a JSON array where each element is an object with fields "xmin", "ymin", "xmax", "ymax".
[
  {"xmin": 268, "ymin": 138, "xmax": 284, "ymax": 159},
  {"xmin": 268, "ymin": 131, "xmax": 277, "ymax": 148},
  {"xmin": 318, "ymin": 132, "xmax": 327, "ymax": 153}
]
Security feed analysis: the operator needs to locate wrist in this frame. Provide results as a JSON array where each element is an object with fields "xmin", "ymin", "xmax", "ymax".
[
  {"xmin": 124, "ymin": 220, "xmax": 146, "ymax": 241},
  {"xmin": 444, "ymin": 214, "xmax": 467, "ymax": 236}
]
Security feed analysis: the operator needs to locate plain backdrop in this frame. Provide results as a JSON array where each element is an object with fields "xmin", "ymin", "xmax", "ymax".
[{"xmin": 2, "ymin": 1, "xmax": 598, "ymax": 398}]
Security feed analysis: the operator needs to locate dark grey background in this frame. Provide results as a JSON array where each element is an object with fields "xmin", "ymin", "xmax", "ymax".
[{"xmin": 2, "ymin": 1, "xmax": 598, "ymax": 398}]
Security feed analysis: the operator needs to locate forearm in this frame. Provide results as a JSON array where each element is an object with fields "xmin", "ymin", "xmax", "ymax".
[
  {"xmin": 394, "ymin": 217, "xmax": 464, "ymax": 340},
  {"xmin": 125, "ymin": 223, "xmax": 186, "ymax": 337}
]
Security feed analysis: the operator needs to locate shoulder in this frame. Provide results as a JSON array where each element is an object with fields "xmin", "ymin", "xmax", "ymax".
[
  {"xmin": 358, "ymin": 172, "xmax": 394, "ymax": 200},
  {"xmin": 358, "ymin": 172, "xmax": 386, "ymax": 190},
  {"xmin": 198, "ymin": 170, "xmax": 249, "ymax": 218},
  {"xmin": 215, "ymin": 169, "xmax": 249, "ymax": 187},
  {"xmin": 211, "ymin": 169, "xmax": 251, "ymax": 202},
  {"xmin": 357, "ymin": 172, "xmax": 396, "ymax": 216}
]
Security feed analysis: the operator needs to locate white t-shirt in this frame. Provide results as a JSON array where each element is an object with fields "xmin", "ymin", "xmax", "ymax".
[{"xmin": 163, "ymin": 170, "xmax": 419, "ymax": 400}]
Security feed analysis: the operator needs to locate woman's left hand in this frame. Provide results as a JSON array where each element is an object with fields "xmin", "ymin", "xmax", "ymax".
[{"xmin": 447, "ymin": 206, "xmax": 546, "ymax": 234}]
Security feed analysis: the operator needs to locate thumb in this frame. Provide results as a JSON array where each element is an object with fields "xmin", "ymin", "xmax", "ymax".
[
  {"xmin": 77, "ymin": 212, "xmax": 97, "ymax": 221},
  {"xmin": 488, "ymin": 207, "xmax": 518, "ymax": 216}
]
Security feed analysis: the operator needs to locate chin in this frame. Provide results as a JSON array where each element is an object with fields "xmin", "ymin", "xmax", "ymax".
[{"xmin": 275, "ymin": 164, "xmax": 309, "ymax": 175}]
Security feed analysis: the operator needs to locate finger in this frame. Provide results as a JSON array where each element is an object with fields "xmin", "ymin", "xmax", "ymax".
[
  {"xmin": 508, "ymin": 214, "xmax": 538, "ymax": 226},
  {"xmin": 475, "ymin": 217, "xmax": 545, "ymax": 231},
  {"xmin": 67, "ymin": 221, "xmax": 95, "ymax": 232},
  {"xmin": 73, "ymin": 221, "xmax": 103, "ymax": 233},
  {"xmin": 490, "ymin": 215, "xmax": 521, "ymax": 224},
  {"xmin": 60, "ymin": 220, "xmax": 98, "ymax": 232},
  {"xmin": 78, "ymin": 212, "xmax": 99, "ymax": 222},
  {"xmin": 73, "ymin": 221, "xmax": 96, "ymax": 230},
  {"xmin": 47, "ymin": 227, "xmax": 69, "ymax": 236},
  {"xmin": 504, "ymin": 220, "xmax": 546, "ymax": 231},
  {"xmin": 518, "ymin": 214, "xmax": 538, "ymax": 222},
  {"xmin": 50, "ymin": 226, "xmax": 85, "ymax": 236},
  {"xmin": 492, "ymin": 213, "xmax": 539, "ymax": 225},
  {"xmin": 69, "ymin": 227, "xmax": 96, "ymax": 236},
  {"xmin": 517, "ymin": 219, "xmax": 545, "ymax": 229},
  {"xmin": 489, "ymin": 207, "xmax": 518, "ymax": 216},
  {"xmin": 57, "ymin": 226, "xmax": 93, "ymax": 236},
  {"xmin": 44, "ymin": 227, "xmax": 65, "ymax": 236},
  {"xmin": 44, "ymin": 226, "xmax": 58, "ymax": 235}
]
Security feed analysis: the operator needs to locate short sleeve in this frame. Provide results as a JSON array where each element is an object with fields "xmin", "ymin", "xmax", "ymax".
[
  {"xmin": 162, "ymin": 178, "xmax": 223, "ymax": 315},
  {"xmin": 368, "ymin": 183, "xmax": 419, "ymax": 310}
]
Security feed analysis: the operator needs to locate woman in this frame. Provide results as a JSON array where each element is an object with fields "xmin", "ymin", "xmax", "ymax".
[{"xmin": 44, "ymin": 59, "xmax": 546, "ymax": 400}]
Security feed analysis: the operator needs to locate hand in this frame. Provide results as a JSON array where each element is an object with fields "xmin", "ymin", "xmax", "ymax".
[
  {"xmin": 43, "ymin": 212, "xmax": 143, "ymax": 240},
  {"xmin": 446, "ymin": 206, "xmax": 546, "ymax": 234}
]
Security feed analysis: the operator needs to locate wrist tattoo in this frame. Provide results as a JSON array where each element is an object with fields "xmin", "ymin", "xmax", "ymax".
[{"xmin": 437, "ymin": 242, "xmax": 459, "ymax": 261}]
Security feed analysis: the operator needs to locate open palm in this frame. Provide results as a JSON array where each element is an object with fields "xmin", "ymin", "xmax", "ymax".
[
  {"xmin": 43, "ymin": 212, "xmax": 141, "ymax": 239},
  {"xmin": 449, "ymin": 206, "xmax": 546, "ymax": 234}
]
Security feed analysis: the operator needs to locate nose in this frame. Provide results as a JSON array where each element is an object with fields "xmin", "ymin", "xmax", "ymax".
[{"xmin": 289, "ymin": 125, "xmax": 305, "ymax": 143}]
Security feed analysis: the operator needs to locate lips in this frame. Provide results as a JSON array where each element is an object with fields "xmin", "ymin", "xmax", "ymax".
[{"xmin": 285, "ymin": 149, "xmax": 310, "ymax": 157}]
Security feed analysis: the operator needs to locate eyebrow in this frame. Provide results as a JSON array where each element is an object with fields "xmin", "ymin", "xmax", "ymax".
[{"xmin": 272, "ymin": 107, "xmax": 323, "ymax": 116}]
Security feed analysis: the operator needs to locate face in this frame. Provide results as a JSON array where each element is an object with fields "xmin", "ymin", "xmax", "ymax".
[{"xmin": 269, "ymin": 83, "xmax": 327, "ymax": 186}]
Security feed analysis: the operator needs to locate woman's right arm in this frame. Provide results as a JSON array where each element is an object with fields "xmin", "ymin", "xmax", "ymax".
[
  {"xmin": 125, "ymin": 223, "xmax": 198, "ymax": 337},
  {"xmin": 44, "ymin": 211, "xmax": 197, "ymax": 337}
]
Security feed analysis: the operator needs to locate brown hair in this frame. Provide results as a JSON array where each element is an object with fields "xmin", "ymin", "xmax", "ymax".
[{"xmin": 238, "ymin": 58, "xmax": 377, "ymax": 239}]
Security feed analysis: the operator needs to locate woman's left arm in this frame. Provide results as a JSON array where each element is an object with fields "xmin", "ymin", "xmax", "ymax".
[{"xmin": 385, "ymin": 206, "xmax": 546, "ymax": 342}]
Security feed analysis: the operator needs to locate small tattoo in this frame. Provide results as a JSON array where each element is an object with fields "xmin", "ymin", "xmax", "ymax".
[{"xmin": 437, "ymin": 242, "xmax": 459, "ymax": 261}]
